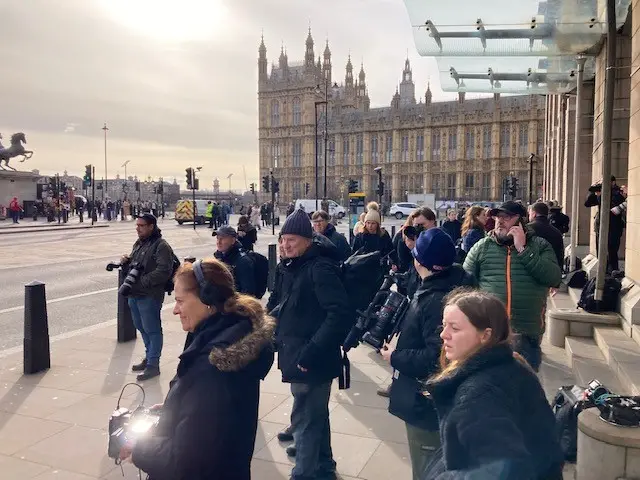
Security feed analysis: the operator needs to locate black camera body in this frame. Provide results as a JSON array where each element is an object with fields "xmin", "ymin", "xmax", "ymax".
[
  {"xmin": 344, "ymin": 271, "xmax": 410, "ymax": 352},
  {"xmin": 403, "ymin": 224, "xmax": 424, "ymax": 241},
  {"xmin": 588, "ymin": 183, "xmax": 603, "ymax": 193},
  {"xmin": 108, "ymin": 406, "xmax": 160, "ymax": 460},
  {"xmin": 119, "ymin": 262, "xmax": 144, "ymax": 297}
]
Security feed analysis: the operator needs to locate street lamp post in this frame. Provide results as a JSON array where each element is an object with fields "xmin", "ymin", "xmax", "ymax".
[
  {"xmin": 528, "ymin": 153, "xmax": 537, "ymax": 205},
  {"xmin": 102, "ymin": 123, "xmax": 109, "ymax": 201},
  {"xmin": 315, "ymin": 81, "xmax": 339, "ymax": 212},
  {"xmin": 374, "ymin": 166, "xmax": 383, "ymax": 208}
]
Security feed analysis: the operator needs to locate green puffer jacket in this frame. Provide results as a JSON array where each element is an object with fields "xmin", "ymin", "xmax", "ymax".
[{"xmin": 463, "ymin": 233, "xmax": 561, "ymax": 339}]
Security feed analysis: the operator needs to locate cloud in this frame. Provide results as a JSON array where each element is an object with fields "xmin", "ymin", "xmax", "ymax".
[{"xmin": 0, "ymin": 0, "xmax": 463, "ymax": 189}]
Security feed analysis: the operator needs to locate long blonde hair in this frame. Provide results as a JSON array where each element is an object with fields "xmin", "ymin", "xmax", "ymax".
[
  {"xmin": 174, "ymin": 259, "xmax": 264, "ymax": 320},
  {"xmin": 461, "ymin": 206, "xmax": 485, "ymax": 238}
]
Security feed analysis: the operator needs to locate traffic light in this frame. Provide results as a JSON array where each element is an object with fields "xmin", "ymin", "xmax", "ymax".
[
  {"xmin": 250, "ymin": 183, "xmax": 255, "ymax": 195},
  {"xmin": 83, "ymin": 165, "xmax": 92, "ymax": 188},
  {"xmin": 193, "ymin": 178, "xmax": 200, "ymax": 190},
  {"xmin": 262, "ymin": 175, "xmax": 270, "ymax": 193},
  {"xmin": 135, "ymin": 181, "xmax": 140, "ymax": 192},
  {"xmin": 348, "ymin": 179, "xmax": 358, "ymax": 194},
  {"xmin": 509, "ymin": 176, "xmax": 518, "ymax": 197},
  {"xmin": 377, "ymin": 181, "xmax": 385, "ymax": 197},
  {"xmin": 157, "ymin": 183, "xmax": 163, "ymax": 195},
  {"xmin": 272, "ymin": 179, "xmax": 280, "ymax": 194},
  {"xmin": 153, "ymin": 186, "xmax": 157, "ymax": 195},
  {"xmin": 48, "ymin": 177, "xmax": 56, "ymax": 195},
  {"xmin": 304, "ymin": 183, "xmax": 310, "ymax": 196},
  {"xmin": 186, "ymin": 168, "xmax": 194, "ymax": 189}
]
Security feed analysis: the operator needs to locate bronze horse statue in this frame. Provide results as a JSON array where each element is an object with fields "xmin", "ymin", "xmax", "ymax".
[{"xmin": 0, "ymin": 133, "xmax": 34, "ymax": 170}]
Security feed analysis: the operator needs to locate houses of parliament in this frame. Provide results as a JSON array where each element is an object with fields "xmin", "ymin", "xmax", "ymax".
[{"xmin": 258, "ymin": 29, "xmax": 546, "ymax": 205}]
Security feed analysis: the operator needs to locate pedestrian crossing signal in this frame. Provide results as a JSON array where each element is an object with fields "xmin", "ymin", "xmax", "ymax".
[
  {"xmin": 262, "ymin": 175, "xmax": 270, "ymax": 193},
  {"xmin": 83, "ymin": 165, "xmax": 92, "ymax": 188},
  {"xmin": 348, "ymin": 179, "xmax": 358, "ymax": 194}
]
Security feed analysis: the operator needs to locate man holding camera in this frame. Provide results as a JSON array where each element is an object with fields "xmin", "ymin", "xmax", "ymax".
[
  {"xmin": 585, "ymin": 175, "xmax": 627, "ymax": 272},
  {"xmin": 463, "ymin": 201, "xmax": 561, "ymax": 371},
  {"xmin": 121, "ymin": 213, "xmax": 176, "ymax": 381},
  {"xmin": 381, "ymin": 228, "xmax": 473, "ymax": 479}
]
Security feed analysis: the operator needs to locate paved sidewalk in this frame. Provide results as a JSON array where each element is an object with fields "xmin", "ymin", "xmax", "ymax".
[{"xmin": 0, "ymin": 308, "xmax": 575, "ymax": 479}]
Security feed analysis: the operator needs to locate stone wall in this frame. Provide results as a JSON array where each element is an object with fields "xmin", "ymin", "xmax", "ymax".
[{"xmin": 627, "ymin": 0, "xmax": 640, "ymax": 282}]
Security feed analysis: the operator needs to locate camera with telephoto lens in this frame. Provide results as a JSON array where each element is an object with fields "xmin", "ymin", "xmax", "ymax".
[
  {"xmin": 343, "ymin": 270, "xmax": 410, "ymax": 352},
  {"xmin": 403, "ymin": 225, "xmax": 424, "ymax": 241},
  {"xmin": 588, "ymin": 182, "xmax": 603, "ymax": 193},
  {"xmin": 611, "ymin": 201, "xmax": 627, "ymax": 216},
  {"xmin": 108, "ymin": 383, "xmax": 160, "ymax": 463},
  {"xmin": 119, "ymin": 262, "xmax": 144, "ymax": 297}
]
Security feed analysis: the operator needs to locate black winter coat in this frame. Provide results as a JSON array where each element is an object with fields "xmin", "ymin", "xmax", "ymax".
[
  {"xmin": 132, "ymin": 308, "xmax": 275, "ymax": 480},
  {"xmin": 267, "ymin": 241, "xmax": 350, "ymax": 384},
  {"xmin": 548, "ymin": 208, "xmax": 570, "ymax": 234},
  {"xmin": 352, "ymin": 230, "xmax": 394, "ymax": 258},
  {"xmin": 127, "ymin": 229, "xmax": 175, "ymax": 300},
  {"xmin": 214, "ymin": 241, "xmax": 257, "ymax": 296},
  {"xmin": 441, "ymin": 219, "xmax": 462, "ymax": 244},
  {"xmin": 527, "ymin": 216, "xmax": 565, "ymax": 268},
  {"xmin": 389, "ymin": 266, "xmax": 474, "ymax": 431},
  {"xmin": 423, "ymin": 344, "xmax": 563, "ymax": 480},
  {"xmin": 392, "ymin": 229, "xmax": 413, "ymax": 273},
  {"xmin": 237, "ymin": 225, "xmax": 258, "ymax": 251},
  {"xmin": 323, "ymin": 223, "xmax": 352, "ymax": 261},
  {"xmin": 584, "ymin": 186, "xmax": 626, "ymax": 235}
]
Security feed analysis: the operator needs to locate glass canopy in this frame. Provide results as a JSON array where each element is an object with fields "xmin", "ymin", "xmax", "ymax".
[
  {"xmin": 403, "ymin": 0, "xmax": 632, "ymax": 57},
  {"xmin": 438, "ymin": 55, "xmax": 596, "ymax": 94}
]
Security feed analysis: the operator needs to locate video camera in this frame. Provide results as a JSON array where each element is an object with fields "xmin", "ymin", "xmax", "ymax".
[
  {"xmin": 403, "ymin": 224, "xmax": 424, "ymax": 241},
  {"xmin": 108, "ymin": 383, "xmax": 160, "ymax": 463},
  {"xmin": 106, "ymin": 261, "xmax": 144, "ymax": 297},
  {"xmin": 343, "ymin": 269, "xmax": 410, "ymax": 352}
]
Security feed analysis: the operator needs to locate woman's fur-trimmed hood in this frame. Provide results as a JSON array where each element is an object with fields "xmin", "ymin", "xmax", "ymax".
[{"xmin": 208, "ymin": 309, "xmax": 276, "ymax": 373}]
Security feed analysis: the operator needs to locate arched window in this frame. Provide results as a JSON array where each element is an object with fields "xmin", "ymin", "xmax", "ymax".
[
  {"xmin": 271, "ymin": 100, "xmax": 280, "ymax": 127},
  {"xmin": 292, "ymin": 98, "xmax": 301, "ymax": 126}
]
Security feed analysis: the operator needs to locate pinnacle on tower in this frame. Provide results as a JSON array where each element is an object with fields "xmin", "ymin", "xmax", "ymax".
[
  {"xmin": 305, "ymin": 26, "xmax": 315, "ymax": 68},
  {"xmin": 359, "ymin": 62, "xmax": 366, "ymax": 83},
  {"xmin": 324, "ymin": 39, "xmax": 331, "ymax": 57}
]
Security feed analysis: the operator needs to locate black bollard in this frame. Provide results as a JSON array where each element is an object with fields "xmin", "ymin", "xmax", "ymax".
[
  {"xmin": 391, "ymin": 225, "xmax": 396, "ymax": 238},
  {"xmin": 117, "ymin": 269, "xmax": 137, "ymax": 343},
  {"xmin": 24, "ymin": 281, "xmax": 51, "ymax": 374},
  {"xmin": 268, "ymin": 243, "xmax": 277, "ymax": 291}
]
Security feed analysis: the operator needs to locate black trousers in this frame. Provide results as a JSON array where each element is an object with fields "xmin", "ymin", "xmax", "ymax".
[{"xmin": 595, "ymin": 229, "xmax": 623, "ymax": 273}]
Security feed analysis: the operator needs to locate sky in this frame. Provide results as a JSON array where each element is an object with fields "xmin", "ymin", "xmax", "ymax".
[{"xmin": 0, "ymin": 0, "xmax": 469, "ymax": 190}]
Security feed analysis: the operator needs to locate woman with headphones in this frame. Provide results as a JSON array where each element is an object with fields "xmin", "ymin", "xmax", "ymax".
[{"xmin": 119, "ymin": 258, "xmax": 275, "ymax": 479}]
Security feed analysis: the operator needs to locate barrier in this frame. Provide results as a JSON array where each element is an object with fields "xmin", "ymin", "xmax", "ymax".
[{"xmin": 24, "ymin": 281, "xmax": 51, "ymax": 374}]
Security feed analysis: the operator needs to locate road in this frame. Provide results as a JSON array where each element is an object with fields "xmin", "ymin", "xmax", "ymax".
[{"xmin": 0, "ymin": 214, "xmax": 406, "ymax": 352}]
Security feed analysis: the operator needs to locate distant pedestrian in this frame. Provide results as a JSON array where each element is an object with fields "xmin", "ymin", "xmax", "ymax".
[{"xmin": 9, "ymin": 197, "xmax": 21, "ymax": 223}]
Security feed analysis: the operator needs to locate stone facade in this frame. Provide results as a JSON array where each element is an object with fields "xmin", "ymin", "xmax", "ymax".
[{"xmin": 258, "ymin": 30, "xmax": 546, "ymax": 205}]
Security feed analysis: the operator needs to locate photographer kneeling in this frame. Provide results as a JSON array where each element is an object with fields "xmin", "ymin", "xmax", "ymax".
[
  {"xmin": 119, "ymin": 258, "xmax": 275, "ymax": 479},
  {"xmin": 380, "ymin": 229, "xmax": 474, "ymax": 480}
]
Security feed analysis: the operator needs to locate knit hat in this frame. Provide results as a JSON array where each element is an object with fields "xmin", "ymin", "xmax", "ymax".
[
  {"xmin": 281, "ymin": 209, "xmax": 313, "ymax": 238},
  {"xmin": 411, "ymin": 228, "xmax": 456, "ymax": 271},
  {"xmin": 364, "ymin": 209, "xmax": 381, "ymax": 224}
]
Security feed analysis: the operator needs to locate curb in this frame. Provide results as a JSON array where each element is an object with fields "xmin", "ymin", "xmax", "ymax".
[{"xmin": 0, "ymin": 223, "xmax": 110, "ymax": 235}]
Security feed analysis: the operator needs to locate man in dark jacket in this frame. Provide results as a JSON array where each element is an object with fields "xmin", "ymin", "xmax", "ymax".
[
  {"xmin": 463, "ymin": 201, "xmax": 561, "ymax": 371},
  {"xmin": 213, "ymin": 226, "xmax": 257, "ymax": 297},
  {"xmin": 267, "ymin": 209, "xmax": 350, "ymax": 480},
  {"xmin": 440, "ymin": 209, "xmax": 462, "ymax": 244},
  {"xmin": 121, "ymin": 213, "xmax": 176, "ymax": 381},
  {"xmin": 382, "ymin": 228, "xmax": 474, "ymax": 479},
  {"xmin": 527, "ymin": 202, "xmax": 565, "ymax": 268},
  {"xmin": 584, "ymin": 176, "xmax": 626, "ymax": 272},
  {"xmin": 547, "ymin": 201, "xmax": 570, "ymax": 235},
  {"xmin": 311, "ymin": 210, "xmax": 351, "ymax": 261}
]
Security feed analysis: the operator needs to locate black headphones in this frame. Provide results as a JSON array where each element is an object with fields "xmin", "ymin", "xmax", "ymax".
[{"xmin": 192, "ymin": 259, "xmax": 224, "ymax": 306}]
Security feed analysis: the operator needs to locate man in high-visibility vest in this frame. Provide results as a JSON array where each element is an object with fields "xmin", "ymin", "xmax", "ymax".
[{"xmin": 205, "ymin": 201, "xmax": 214, "ymax": 229}]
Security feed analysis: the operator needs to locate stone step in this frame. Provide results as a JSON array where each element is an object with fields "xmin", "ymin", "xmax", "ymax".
[
  {"xmin": 564, "ymin": 337, "xmax": 624, "ymax": 392},
  {"xmin": 568, "ymin": 286, "xmax": 582, "ymax": 307},
  {"xmin": 632, "ymin": 324, "xmax": 640, "ymax": 350},
  {"xmin": 593, "ymin": 326, "xmax": 640, "ymax": 395}
]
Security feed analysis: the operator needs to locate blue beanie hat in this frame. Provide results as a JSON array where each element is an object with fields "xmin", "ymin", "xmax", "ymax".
[
  {"xmin": 411, "ymin": 228, "xmax": 456, "ymax": 271},
  {"xmin": 280, "ymin": 209, "xmax": 313, "ymax": 239}
]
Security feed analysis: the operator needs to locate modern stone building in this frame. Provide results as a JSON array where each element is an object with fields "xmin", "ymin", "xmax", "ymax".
[{"xmin": 258, "ymin": 30, "xmax": 546, "ymax": 205}]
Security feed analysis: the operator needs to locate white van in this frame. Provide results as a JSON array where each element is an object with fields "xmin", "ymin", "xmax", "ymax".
[{"xmin": 295, "ymin": 199, "xmax": 346, "ymax": 218}]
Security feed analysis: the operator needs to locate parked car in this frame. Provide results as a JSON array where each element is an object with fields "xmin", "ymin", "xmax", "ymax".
[
  {"xmin": 294, "ymin": 199, "xmax": 346, "ymax": 218},
  {"xmin": 389, "ymin": 202, "xmax": 419, "ymax": 219}
]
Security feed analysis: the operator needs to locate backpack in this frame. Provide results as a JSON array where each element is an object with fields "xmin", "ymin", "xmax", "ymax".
[
  {"xmin": 454, "ymin": 238, "xmax": 466, "ymax": 264},
  {"xmin": 245, "ymin": 251, "xmax": 269, "ymax": 299},
  {"xmin": 164, "ymin": 253, "xmax": 181, "ymax": 295},
  {"xmin": 341, "ymin": 250, "xmax": 386, "ymax": 318},
  {"xmin": 552, "ymin": 385, "xmax": 587, "ymax": 462},
  {"xmin": 577, "ymin": 274, "xmax": 622, "ymax": 313}
]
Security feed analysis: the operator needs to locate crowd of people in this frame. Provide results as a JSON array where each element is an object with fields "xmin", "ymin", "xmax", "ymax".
[{"xmin": 112, "ymin": 195, "xmax": 588, "ymax": 480}]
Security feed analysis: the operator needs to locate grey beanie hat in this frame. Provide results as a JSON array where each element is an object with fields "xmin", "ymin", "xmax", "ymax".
[{"xmin": 280, "ymin": 209, "xmax": 313, "ymax": 238}]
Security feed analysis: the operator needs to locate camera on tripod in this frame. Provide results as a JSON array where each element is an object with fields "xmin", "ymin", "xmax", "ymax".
[
  {"xmin": 107, "ymin": 383, "xmax": 160, "ymax": 463},
  {"xmin": 106, "ymin": 261, "xmax": 144, "ymax": 297},
  {"xmin": 343, "ymin": 270, "xmax": 410, "ymax": 352}
]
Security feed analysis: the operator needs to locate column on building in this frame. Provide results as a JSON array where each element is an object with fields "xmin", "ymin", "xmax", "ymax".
[
  {"xmin": 392, "ymin": 126, "xmax": 401, "ymax": 202},
  {"xmin": 362, "ymin": 131, "xmax": 372, "ymax": 197}
]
